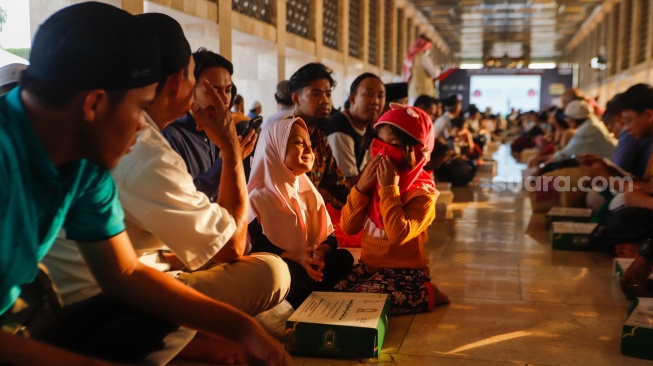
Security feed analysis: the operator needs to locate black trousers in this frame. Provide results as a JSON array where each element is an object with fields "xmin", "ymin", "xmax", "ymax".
[
  {"xmin": 45, "ymin": 294, "xmax": 193, "ymax": 364},
  {"xmin": 284, "ymin": 248, "xmax": 354, "ymax": 309}
]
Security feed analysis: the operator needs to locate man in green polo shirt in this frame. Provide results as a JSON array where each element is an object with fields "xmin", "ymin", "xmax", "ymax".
[{"xmin": 0, "ymin": 2, "xmax": 289, "ymax": 366}]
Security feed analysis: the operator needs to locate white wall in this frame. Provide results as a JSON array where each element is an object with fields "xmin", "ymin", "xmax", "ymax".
[
  {"xmin": 232, "ymin": 30, "xmax": 278, "ymax": 120},
  {"xmin": 29, "ymin": 0, "xmax": 121, "ymax": 40}
]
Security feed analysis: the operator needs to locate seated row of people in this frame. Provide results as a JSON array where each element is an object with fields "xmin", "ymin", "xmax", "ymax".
[
  {"xmin": 509, "ymin": 83, "xmax": 653, "ymax": 298},
  {"xmin": 1, "ymin": 4, "xmax": 289, "ymax": 365},
  {"xmin": 1, "ymin": 3, "xmax": 450, "ymax": 364},
  {"xmin": 577, "ymin": 84, "xmax": 653, "ymax": 298}
]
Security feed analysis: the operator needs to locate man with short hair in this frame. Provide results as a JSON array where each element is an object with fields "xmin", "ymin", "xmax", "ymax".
[
  {"xmin": 261, "ymin": 79, "xmax": 294, "ymax": 129},
  {"xmin": 288, "ymin": 62, "xmax": 349, "ymax": 208},
  {"xmin": 413, "ymin": 94, "xmax": 438, "ymax": 122},
  {"xmin": 0, "ymin": 4, "xmax": 289, "ymax": 366},
  {"xmin": 163, "ymin": 48, "xmax": 255, "ymax": 201},
  {"xmin": 326, "ymin": 72, "xmax": 385, "ymax": 187},
  {"xmin": 434, "ymin": 94, "xmax": 462, "ymax": 140}
]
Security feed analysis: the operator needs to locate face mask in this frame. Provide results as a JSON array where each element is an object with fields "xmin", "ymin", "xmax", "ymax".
[{"xmin": 371, "ymin": 138, "xmax": 405, "ymax": 168}]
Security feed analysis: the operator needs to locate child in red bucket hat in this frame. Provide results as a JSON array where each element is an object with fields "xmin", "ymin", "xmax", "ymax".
[{"xmin": 333, "ymin": 103, "xmax": 449, "ymax": 314}]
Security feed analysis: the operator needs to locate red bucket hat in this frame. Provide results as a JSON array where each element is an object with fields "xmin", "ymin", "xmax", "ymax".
[{"xmin": 373, "ymin": 102, "xmax": 434, "ymax": 161}]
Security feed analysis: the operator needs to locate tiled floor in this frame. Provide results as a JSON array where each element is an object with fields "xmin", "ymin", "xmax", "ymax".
[{"xmin": 292, "ymin": 145, "xmax": 651, "ymax": 366}]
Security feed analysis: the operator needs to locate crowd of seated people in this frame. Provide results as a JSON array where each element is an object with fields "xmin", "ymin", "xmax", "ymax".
[
  {"xmin": 0, "ymin": 4, "xmax": 290, "ymax": 365},
  {"xmin": 581, "ymin": 85, "xmax": 653, "ymax": 298},
  {"xmin": 0, "ymin": 4, "xmax": 455, "ymax": 364},
  {"xmin": 503, "ymin": 84, "xmax": 653, "ymax": 297},
  {"xmin": 8, "ymin": 4, "xmax": 653, "ymax": 365},
  {"xmin": 412, "ymin": 95, "xmax": 504, "ymax": 187}
]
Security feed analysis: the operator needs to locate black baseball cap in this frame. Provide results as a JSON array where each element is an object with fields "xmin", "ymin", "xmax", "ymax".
[
  {"xmin": 385, "ymin": 82, "xmax": 408, "ymax": 102},
  {"xmin": 25, "ymin": 2, "xmax": 161, "ymax": 90},
  {"xmin": 137, "ymin": 13, "xmax": 191, "ymax": 78}
]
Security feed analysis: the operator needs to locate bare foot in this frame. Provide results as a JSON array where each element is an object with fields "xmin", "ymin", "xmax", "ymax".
[
  {"xmin": 174, "ymin": 333, "xmax": 244, "ymax": 365},
  {"xmin": 615, "ymin": 243, "xmax": 639, "ymax": 259}
]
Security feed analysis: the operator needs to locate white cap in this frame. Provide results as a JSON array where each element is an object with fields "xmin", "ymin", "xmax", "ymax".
[
  {"xmin": 564, "ymin": 100, "xmax": 592, "ymax": 120},
  {"xmin": 249, "ymin": 100, "xmax": 262, "ymax": 110},
  {"xmin": 0, "ymin": 63, "xmax": 27, "ymax": 88}
]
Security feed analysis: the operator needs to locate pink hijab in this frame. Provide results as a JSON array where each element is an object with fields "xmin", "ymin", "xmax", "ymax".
[{"xmin": 248, "ymin": 117, "xmax": 334, "ymax": 252}]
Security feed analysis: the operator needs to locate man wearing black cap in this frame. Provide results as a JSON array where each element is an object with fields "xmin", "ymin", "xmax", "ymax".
[
  {"xmin": 0, "ymin": 3, "xmax": 289, "ymax": 366},
  {"xmin": 383, "ymin": 82, "xmax": 409, "ymax": 112},
  {"xmin": 44, "ymin": 10, "xmax": 289, "ymax": 364},
  {"xmin": 434, "ymin": 94, "xmax": 462, "ymax": 140}
]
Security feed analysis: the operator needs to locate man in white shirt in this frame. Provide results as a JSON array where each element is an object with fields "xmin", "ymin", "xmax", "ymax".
[
  {"xmin": 2, "ymin": 5, "xmax": 289, "ymax": 366},
  {"xmin": 434, "ymin": 94, "xmax": 462, "ymax": 140},
  {"xmin": 44, "ymin": 12, "xmax": 290, "ymax": 363},
  {"xmin": 553, "ymin": 99, "xmax": 617, "ymax": 161}
]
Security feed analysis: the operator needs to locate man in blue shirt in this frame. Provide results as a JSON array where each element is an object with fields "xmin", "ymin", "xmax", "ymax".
[
  {"xmin": 163, "ymin": 49, "xmax": 256, "ymax": 200},
  {"xmin": 0, "ymin": 3, "xmax": 289, "ymax": 366}
]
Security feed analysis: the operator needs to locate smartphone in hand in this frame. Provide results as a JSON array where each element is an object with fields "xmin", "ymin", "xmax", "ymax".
[{"xmin": 241, "ymin": 116, "xmax": 263, "ymax": 137}]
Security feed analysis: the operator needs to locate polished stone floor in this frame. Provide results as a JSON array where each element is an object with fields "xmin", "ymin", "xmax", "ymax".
[{"xmin": 292, "ymin": 145, "xmax": 651, "ymax": 366}]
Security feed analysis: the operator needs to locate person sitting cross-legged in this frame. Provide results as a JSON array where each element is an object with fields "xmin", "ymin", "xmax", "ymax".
[{"xmin": 248, "ymin": 117, "xmax": 354, "ymax": 309}]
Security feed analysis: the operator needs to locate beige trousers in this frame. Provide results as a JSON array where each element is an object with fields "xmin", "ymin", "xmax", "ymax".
[{"xmin": 176, "ymin": 253, "xmax": 290, "ymax": 316}]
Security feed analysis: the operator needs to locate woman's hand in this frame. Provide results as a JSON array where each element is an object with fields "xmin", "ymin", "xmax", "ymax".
[
  {"xmin": 377, "ymin": 157, "xmax": 399, "ymax": 187},
  {"xmin": 356, "ymin": 154, "xmax": 383, "ymax": 195}
]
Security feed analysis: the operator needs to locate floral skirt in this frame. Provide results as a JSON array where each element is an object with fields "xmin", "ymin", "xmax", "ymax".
[{"xmin": 332, "ymin": 262, "xmax": 433, "ymax": 315}]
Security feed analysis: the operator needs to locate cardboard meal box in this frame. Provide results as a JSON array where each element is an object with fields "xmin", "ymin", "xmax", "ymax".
[
  {"xmin": 285, "ymin": 292, "xmax": 390, "ymax": 358},
  {"xmin": 550, "ymin": 222, "xmax": 597, "ymax": 250},
  {"xmin": 545, "ymin": 207, "xmax": 592, "ymax": 228},
  {"xmin": 621, "ymin": 297, "xmax": 653, "ymax": 360}
]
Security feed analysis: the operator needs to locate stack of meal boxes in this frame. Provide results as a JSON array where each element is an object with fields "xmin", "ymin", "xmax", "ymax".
[
  {"xmin": 546, "ymin": 207, "xmax": 596, "ymax": 250},
  {"xmin": 621, "ymin": 297, "xmax": 653, "ymax": 360}
]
